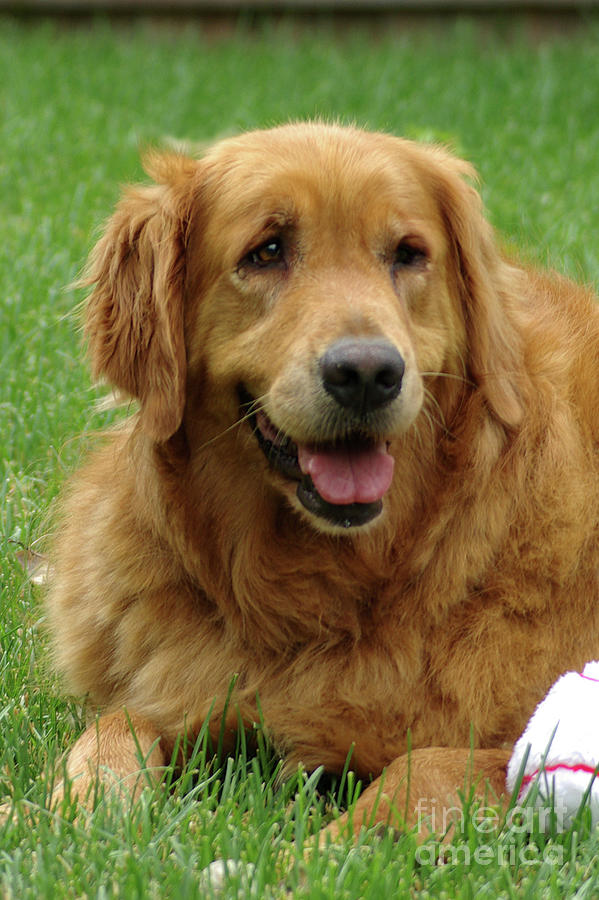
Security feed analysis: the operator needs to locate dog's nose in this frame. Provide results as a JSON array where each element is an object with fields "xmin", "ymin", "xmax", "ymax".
[{"xmin": 320, "ymin": 338, "xmax": 405, "ymax": 413}]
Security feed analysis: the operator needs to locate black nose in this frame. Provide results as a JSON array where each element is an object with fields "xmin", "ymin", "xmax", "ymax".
[{"xmin": 320, "ymin": 338, "xmax": 405, "ymax": 413}]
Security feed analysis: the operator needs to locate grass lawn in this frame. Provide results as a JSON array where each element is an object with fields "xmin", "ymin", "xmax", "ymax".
[{"xmin": 2, "ymin": 15, "xmax": 599, "ymax": 897}]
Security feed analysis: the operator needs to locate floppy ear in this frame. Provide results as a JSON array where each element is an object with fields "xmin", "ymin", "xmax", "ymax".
[
  {"xmin": 83, "ymin": 156, "xmax": 195, "ymax": 442},
  {"xmin": 422, "ymin": 148, "xmax": 524, "ymax": 429}
]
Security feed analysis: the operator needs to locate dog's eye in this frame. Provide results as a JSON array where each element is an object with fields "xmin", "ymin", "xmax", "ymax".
[
  {"xmin": 248, "ymin": 238, "xmax": 284, "ymax": 268},
  {"xmin": 393, "ymin": 242, "xmax": 427, "ymax": 269}
]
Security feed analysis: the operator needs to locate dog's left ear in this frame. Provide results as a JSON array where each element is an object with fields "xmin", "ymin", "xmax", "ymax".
[
  {"xmin": 421, "ymin": 147, "xmax": 524, "ymax": 429},
  {"xmin": 83, "ymin": 154, "xmax": 198, "ymax": 442}
]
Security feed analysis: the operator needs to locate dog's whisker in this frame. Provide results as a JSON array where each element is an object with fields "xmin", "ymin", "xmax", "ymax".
[
  {"xmin": 422, "ymin": 388, "xmax": 449, "ymax": 432},
  {"xmin": 421, "ymin": 370, "xmax": 475, "ymax": 388},
  {"xmin": 274, "ymin": 427, "xmax": 288, "ymax": 448},
  {"xmin": 195, "ymin": 396, "xmax": 270, "ymax": 454},
  {"xmin": 420, "ymin": 409, "xmax": 438, "ymax": 446}
]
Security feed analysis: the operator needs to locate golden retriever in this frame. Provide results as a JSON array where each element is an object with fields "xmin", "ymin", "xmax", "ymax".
[{"xmin": 46, "ymin": 122, "xmax": 599, "ymax": 836}]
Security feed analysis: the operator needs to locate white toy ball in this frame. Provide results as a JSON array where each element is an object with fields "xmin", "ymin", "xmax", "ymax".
[{"xmin": 506, "ymin": 661, "xmax": 599, "ymax": 828}]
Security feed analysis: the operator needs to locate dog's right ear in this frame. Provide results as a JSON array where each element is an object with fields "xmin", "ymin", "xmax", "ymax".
[{"xmin": 83, "ymin": 155, "xmax": 199, "ymax": 442}]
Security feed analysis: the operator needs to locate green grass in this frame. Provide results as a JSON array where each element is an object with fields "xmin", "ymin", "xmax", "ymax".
[{"xmin": 2, "ymin": 15, "xmax": 599, "ymax": 897}]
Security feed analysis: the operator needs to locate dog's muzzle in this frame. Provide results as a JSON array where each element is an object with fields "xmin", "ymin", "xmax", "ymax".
[{"xmin": 239, "ymin": 339, "xmax": 404, "ymax": 529}]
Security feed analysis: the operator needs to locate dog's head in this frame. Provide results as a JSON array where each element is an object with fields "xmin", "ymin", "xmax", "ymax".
[{"xmin": 84, "ymin": 123, "xmax": 523, "ymax": 533}]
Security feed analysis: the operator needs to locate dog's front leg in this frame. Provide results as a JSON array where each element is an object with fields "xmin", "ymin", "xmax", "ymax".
[
  {"xmin": 52, "ymin": 709, "xmax": 165, "ymax": 810},
  {"xmin": 320, "ymin": 747, "xmax": 511, "ymax": 844}
]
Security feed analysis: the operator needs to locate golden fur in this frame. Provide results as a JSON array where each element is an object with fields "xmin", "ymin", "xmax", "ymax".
[{"xmin": 46, "ymin": 123, "xmax": 599, "ymax": 828}]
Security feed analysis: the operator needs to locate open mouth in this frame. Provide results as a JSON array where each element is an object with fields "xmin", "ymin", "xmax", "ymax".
[{"xmin": 239, "ymin": 388, "xmax": 394, "ymax": 529}]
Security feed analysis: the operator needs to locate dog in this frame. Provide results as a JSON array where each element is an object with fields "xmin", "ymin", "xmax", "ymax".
[{"xmin": 45, "ymin": 122, "xmax": 599, "ymax": 837}]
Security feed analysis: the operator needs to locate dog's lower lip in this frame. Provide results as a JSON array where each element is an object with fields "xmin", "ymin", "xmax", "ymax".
[{"xmin": 297, "ymin": 476, "xmax": 383, "ymax": 528}]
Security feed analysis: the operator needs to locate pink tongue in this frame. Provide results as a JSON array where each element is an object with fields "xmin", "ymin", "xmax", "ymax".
[{"xmin": 297, "ymin": 442, "xmax": 394, "ymax": 505}]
